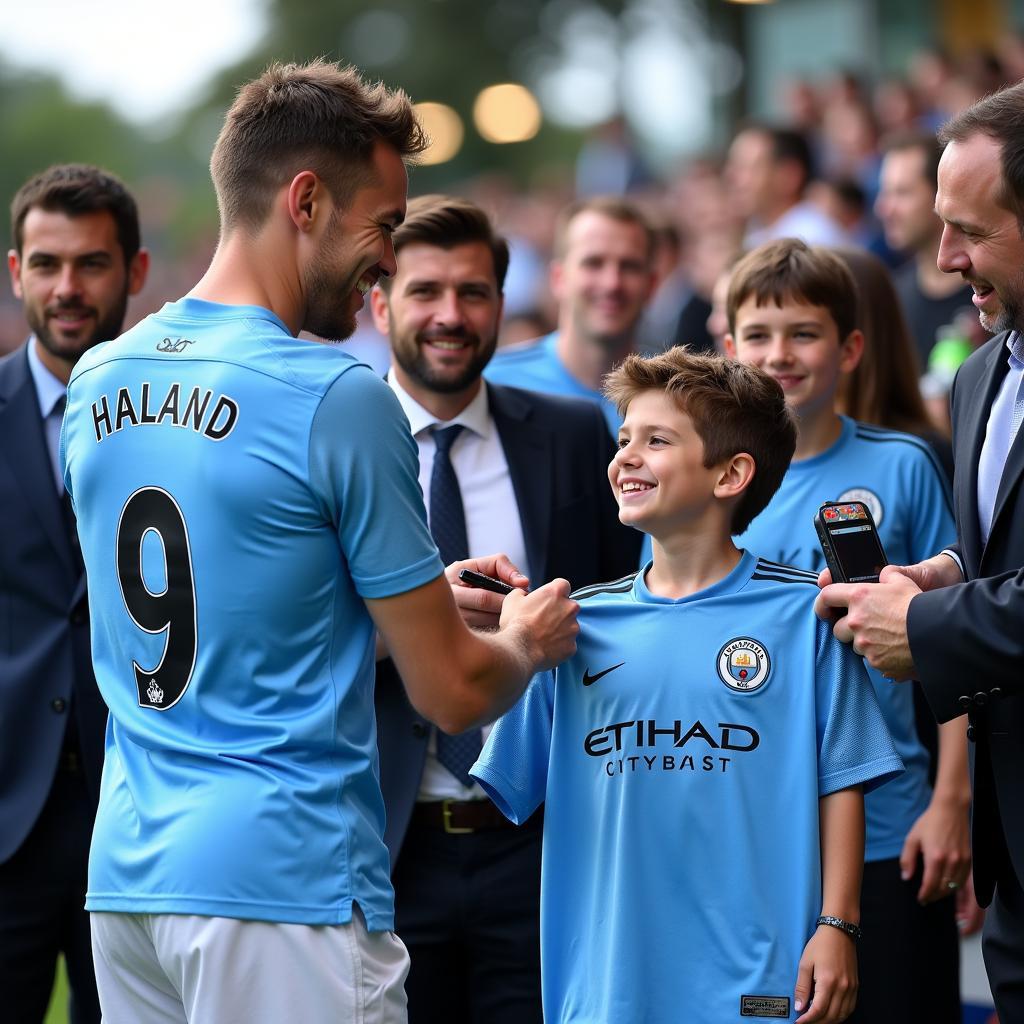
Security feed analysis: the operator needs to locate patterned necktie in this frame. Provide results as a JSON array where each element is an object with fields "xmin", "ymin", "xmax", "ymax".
[{"xmin": 429, "ymin": 424, "xmax": 483, "ymax": 788}]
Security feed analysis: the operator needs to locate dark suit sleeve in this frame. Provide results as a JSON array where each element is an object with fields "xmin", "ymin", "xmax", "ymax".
[{"xmin": 908, "ymin": 569, "xmax": 1024, "ymax": 722}]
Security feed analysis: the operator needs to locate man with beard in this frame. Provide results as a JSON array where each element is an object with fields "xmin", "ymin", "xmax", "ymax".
[
  {"xmin": 485, "ymin": 196, "xmax": 656, "ymax": 435},
  {"xmin": 370, "ymin": 195, "xmax": 640, "ymax": 1024},
  {"xmin": 59, "ymin": 64, "xmax": 579, "ymax": 1024},
  {"xmin": 817, "ymin": 81, "xmax": 1024, "ymax": 1022},
  {"xmin": 1, "ymin": 163, "xmax": 148, "ymax": 1024}
]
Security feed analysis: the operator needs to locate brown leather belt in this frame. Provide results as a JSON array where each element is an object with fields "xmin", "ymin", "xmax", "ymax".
[{"xmin": 411, "ymin": 798, "xmax": 533, "ymax": 834}]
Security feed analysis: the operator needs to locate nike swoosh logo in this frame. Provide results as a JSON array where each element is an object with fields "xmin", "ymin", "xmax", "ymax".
[{"xmin": 582, "ymin": 662, "xmax": 625, "ymax": 686}]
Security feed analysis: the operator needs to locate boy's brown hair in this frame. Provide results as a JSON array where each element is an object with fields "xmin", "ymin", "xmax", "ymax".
[
  {"xmin": 210, "ymin": 60, "xmax": 427, "ymax": 235},
  {"xmin": 603, "ymin": 347, "xmax": 796, "ymax": 534},
  {"xmin": 726, "ymin": 238, "xmax": 859, "ymax": 343}
]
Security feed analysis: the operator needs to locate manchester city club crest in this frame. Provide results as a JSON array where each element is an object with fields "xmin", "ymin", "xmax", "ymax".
[
  {"xmin": 837, "ymin": 488, "xmax": 883, "ymax": 526},
  {"xmin": 717, "ymin": 638, "xmax": 771, "ymax": 693}
]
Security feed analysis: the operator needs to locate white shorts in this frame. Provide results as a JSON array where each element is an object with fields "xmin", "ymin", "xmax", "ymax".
[{"xmin": 91, "ymin": 905, "xmax": 409, "ymax": 1024}]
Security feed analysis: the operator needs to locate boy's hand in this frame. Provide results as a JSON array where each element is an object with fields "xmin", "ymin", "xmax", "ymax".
[
  {"xmin": 446, "ymin": 555, "xmax": 530, "ymax": 628},
  {"xmin": 794, "ymin": 926, "xmax": 857, "ymax": 1023}
]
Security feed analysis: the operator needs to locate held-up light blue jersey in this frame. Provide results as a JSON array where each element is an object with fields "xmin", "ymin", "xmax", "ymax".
[
  {"xmin": 472, "ymin": 552, "xmax": 902, "ymax": 1024},
  {"xmin": 737, "ymin": 416, "xmax": 956, "ymax": 861},
  {"xmin": 61, "ymin": 298, "xmax": 443, "ymax": 930},
  {"xmin": 484, "ymin": 331, "xmax": 621, "ymax": 435}
]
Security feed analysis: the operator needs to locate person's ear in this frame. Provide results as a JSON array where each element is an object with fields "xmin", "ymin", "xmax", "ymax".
[
  {"xmin": 549, "ymin": 259, "xmax": 565, "ymax": 304},
  {"xmin": 723, "ymin": 333, "xmax": 737, "ymax": 359},
  {"xmin": 369, "ymin": 285, "xmax": 391, "ymax": 336},
  {"xmin": 714, "ymin": 452, "xmax": 756, "ymax": 500},
  {"xmin": 128, "ymin": 249, "xmax": 150, "ymax": 296},
  {"xmin": 838, "ymin": 328, "xmax": 865, "ymax": 374},
  {"xmin": 285, "ymin": 171, "xmax": 328, "ymax": 234},
  {"xmin": 7, "ymin": 249, "xmax": 23, "ymax": 300}
]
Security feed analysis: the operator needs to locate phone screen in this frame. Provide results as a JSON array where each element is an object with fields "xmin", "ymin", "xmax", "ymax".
[{"xmin": 828, "ymin": 523, "xmax": 887, "ymax": 583}]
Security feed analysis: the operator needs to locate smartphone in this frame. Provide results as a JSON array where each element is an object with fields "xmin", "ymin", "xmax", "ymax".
[
  {"xmin": 814, "ymin": 501, "xmax": 889, "ymax": 584},
  {"xmin": 457, "ymin": 569, "xmax": 515, "ymax": 595}
]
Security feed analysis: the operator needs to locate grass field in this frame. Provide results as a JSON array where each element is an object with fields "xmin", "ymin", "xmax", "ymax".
[{"xmin": 44, "ymin": 957, "xmax": 69, "ymax": 1024}]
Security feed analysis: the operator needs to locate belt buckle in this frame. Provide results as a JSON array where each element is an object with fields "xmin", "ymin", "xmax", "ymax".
[{"xmin": 442, "ymin": 798, "xmax": 473, "ymax": 834}]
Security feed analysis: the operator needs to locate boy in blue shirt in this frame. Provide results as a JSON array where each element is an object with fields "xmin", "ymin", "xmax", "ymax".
[
  {"xmin": 726, "ymin": 238, "xmax": 965, "ymax": 1024},
  {"xmin": 472, "ymin": 348, "xmax": 903, "ymax": 1023}
]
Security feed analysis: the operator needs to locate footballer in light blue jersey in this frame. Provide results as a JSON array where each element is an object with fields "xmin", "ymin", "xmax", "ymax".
[
  {"xmin": 484, "ymin": 331, "xmax": 621, "ymax": 435},
  {"xmin": 61, "ymin": 297, "xmax": 443, "ymax": 930},
  {"xmin": 473, "ymin": 552, "xmax": 902, "ymax": 1024},
  {"xmin": 737, "ymin": 416, "xmax": 955, "ymax": 861}
]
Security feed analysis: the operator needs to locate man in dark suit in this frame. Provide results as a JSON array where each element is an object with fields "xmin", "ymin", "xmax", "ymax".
[
  {"xmin": 817, "ymin": 82, "xmax": 1024, "ymax": 1022},
  {"xmin": 370, "ymin": 195, "xmax": 640, "ymax": 1024},
  {"xmin": 1, "ymin": 164, "xmax": 148, "ymax": 1022}
]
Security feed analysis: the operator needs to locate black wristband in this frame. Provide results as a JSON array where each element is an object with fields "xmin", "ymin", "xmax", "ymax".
[{"xmin": 816, "ymin": 914, "xmax": 862, "ymax": 941}]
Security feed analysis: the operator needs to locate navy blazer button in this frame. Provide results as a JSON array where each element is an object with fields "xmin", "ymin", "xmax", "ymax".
[
  {"xmin": 967, "ymin": 724, "xmax": 976, "ymax": 742},
  {"xmin": 411, "ymin": 722, "xmax": 428, "ymax": 739},
  {"xmin": 958, "ymin": 696, "xmax": 972, "ymax": 708},
  {"xmin": 973, "ymin": 692, "xmax": 989, "ymax": 706},
  {"xmin": 51, "ymin": 698, "xmax": 67, "ymax": 713},
  {"xmin": 990, "ymin": 688, "xmax": 1003, "ymax": 699}
]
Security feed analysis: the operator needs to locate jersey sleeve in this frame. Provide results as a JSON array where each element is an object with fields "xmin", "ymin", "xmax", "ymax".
[
  {"xmin": 308, "ymin": 367, "xmax": 443, "ymax": 599},
  {"xmin": 814, "ymin": 618, "xmax": 904, "ymax": 797},
  {"xmin": 470, "ymin": 669, "xmax": 555, "ymax": 824},
  {"xmin": 903, "ymin": 443, "xmax": 956, "ymax": 564}
]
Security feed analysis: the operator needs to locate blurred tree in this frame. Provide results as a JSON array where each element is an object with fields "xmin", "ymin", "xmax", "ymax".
[{"xmin": 179, "ymin": 0, "xmax": 632, "ymax": 190}]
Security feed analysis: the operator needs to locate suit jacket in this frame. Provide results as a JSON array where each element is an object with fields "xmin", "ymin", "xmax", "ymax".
[
  {"xmin": 375, "ymin": 382, "xmax": 641, "ymax": 870},
  {"xmin": 0, "ymin": 345, "xmax": 106, "ymax": 865},
  {"xmin": 908, "ymin": 331, "xmax": 1024, "ymax": 905}
]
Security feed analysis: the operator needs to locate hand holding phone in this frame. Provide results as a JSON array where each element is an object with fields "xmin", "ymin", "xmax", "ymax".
[{"xmin": 814, "ymin": 501, "xmax": 888, "ymax": 584}]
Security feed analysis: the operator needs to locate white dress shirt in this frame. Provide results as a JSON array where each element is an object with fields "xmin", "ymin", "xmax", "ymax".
[{"xmin": 388, "ymin": 374, "xmax": 530, "ymax": 801}]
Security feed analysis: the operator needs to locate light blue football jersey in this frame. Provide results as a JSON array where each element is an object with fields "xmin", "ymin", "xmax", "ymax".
[
  {"xmin": 484, "ymin": 331, "xmax": 621, "ymax": 435},
  {"xmin": 737, "ymin": 416, "xmax": 956, "ymax": 860},
  {"xmin": 473, "ymin": 552, "xmax": 902, "ymax": 1024},
  {"xmin": 61, "ymin": 298, "xmax": 443, "ymax": 929}
]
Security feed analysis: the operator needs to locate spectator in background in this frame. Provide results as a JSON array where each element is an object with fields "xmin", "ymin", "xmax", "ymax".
[
  {"xmin": 833, "ymin": 246, "xmax": 953, "ymax": 480},
  {"xmin": 875, "ymin": 132, "xmax": 975, "ymax": 366},
  {"xmin": 485, "ymin": 196, "xmax": 656, "ymax": 434},
  {"xmin": 636, "ymin": 218, "xmax": 714, "ymax": 355},
  {"xmin": 726, "ymin": 123, "xmax": 849, "ymax": 249},
  {"xmin": 1, "ymin": 163, "xmax": 149, "ymax": 1024}
]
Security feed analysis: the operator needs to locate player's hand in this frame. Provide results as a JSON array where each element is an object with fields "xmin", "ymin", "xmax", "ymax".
[
  {"xmin": 446, "ymin": 555, "xmax": 529, "ymax": 628},
  {"xmin": 956, "ymin": 872, "xmax": 986, "ymax": 936},
  {"xmin": 500, "ymin": 578, "xmax": 579, "ymax": 671},
  {"xmin": 899, "ymin": 795, "xmax": 971, "ymax": 903},
  {"xmin": 813, "ymin": 566, "xmax": 920, "ymax": 680},
  {"xmin": 794, "ymin": 926, "xmax": 857, "ymax": 1023}
]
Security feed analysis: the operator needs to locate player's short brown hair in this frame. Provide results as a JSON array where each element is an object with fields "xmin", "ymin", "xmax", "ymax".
[
  {"xmin": 381, "ymin": 194, "xmax": 509, "ymax": 291},
  {"xmin": 604, "ymin": 346, "xmax": 796, "ymax": 534},
  {"xmin": 210, "ymin": 59, "xmax": 427, "ymax": 234},
  {"xmin": 726, "ymin": 238, "xmax": 859, "ymax": 343}
]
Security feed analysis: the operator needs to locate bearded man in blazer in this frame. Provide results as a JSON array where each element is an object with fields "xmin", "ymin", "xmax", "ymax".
[
  {"xmin": 1, "ymin": 164, "xmax": 148, "ymax": 1023},
  {"xmin": 816, "ymin": 82, "xmax": 1024, "ymax": 1022},
  {"xmin": 371, "ymin": 195, "xmax": 640, "ymax": 1024}
]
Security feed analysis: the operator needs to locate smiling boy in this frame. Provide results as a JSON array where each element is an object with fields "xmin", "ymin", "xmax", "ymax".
[
  {"xmin": 727, "ymin": 239, "xmax": 964, "ymax": 1024},
  {"xmin": 472, "ymin": 348, "xmax": 903, "ymax": 1024}
]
